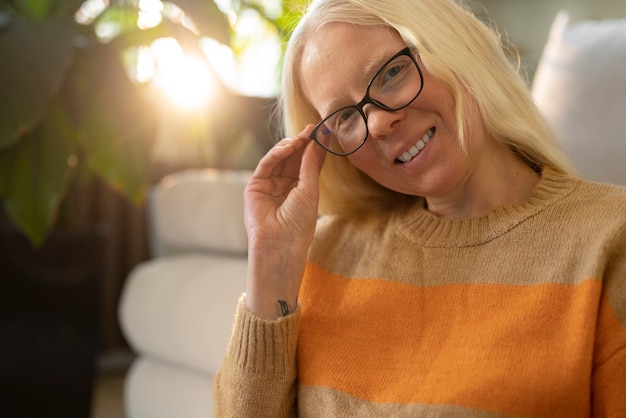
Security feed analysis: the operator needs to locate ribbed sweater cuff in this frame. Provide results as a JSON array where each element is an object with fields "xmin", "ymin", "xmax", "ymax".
[{"xmin": 227, "ymin": 295, "xmax": 300, "ymax": 376}]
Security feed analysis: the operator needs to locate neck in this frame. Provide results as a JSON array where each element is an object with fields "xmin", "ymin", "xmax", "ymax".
[{"xmin": 425, "ymin": 146, "xmax": 541, "ymax": 219}]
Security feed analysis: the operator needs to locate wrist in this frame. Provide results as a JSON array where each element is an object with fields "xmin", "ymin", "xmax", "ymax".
[
  {"xmin": 244, "ymin": 236, "xmax": 310, "ymax": 319},
  {"xmin": 244, "ymin": 290, "xmax": 299, "ymax": 320}
]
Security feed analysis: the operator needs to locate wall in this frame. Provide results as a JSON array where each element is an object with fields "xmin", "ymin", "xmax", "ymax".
[{"xmin": 475, "ymin": 0, "xmax": 626, "ymax": 79}]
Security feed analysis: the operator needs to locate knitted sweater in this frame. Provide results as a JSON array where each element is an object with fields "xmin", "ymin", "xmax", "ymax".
[{"xmin": 214, "ymin": 168, "xmax": 626, "ymax": 417}]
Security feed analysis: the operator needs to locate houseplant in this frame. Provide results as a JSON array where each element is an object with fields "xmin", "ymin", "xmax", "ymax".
[
  {"xmin": 0, "ymin": 0, "xmax": 233, "ymax": 246},
  {"xmin": 0, "ymin": 0, "xmax": 305, "ymax": 413},
  {"xmin": 0, "ymin": 0, "xmax": 306, "ymax": 247}
]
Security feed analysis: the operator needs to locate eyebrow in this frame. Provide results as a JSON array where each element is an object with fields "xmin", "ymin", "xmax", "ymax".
[{"xmin": 363, "ymin": 53, "xmax": 385, "ymax": 76}]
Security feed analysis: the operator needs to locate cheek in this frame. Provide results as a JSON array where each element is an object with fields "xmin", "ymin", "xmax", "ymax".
[
  {"xmin": 346, "ymin": 142, "xmax": 383, "ymax": 174},
  {"xmin": 346, "ymin": 146, "xmax": 403, "ymax": 192}
]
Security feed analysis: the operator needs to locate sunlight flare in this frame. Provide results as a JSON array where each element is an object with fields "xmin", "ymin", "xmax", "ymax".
[{"xmin": 148, "ymin": 38, "xmax": 217, "ymax": 109}]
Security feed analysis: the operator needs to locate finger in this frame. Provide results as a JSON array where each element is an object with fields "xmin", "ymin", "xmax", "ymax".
[
  {"xmin": 252, "ymin": 136, "xmax": 306, "ymax": 180},
  {"xmin": 250, "ymin": 123, "xmax": 317, "ymax": 183},
  {"xmin": 299, "ymin": 137, "xmax": 327, "ymax": 189},
  {"xmin": 292, "ymin": 124, "xmax": 325, "ymax": 181},
  {"xmin": 254, "ymin": 125, "xmax": 317, "ymax": 179}
]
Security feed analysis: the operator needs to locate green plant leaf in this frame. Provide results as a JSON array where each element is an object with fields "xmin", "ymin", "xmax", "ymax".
[
  {"xmin": 0, "ymin": 98, "xmax": 78, "ymax": 245},
  {"xmin": 241, "ymin": 0, "xmax": 306, "ymax": 39},
  {"xmin": 3, "ymin": 0, "xmax": 96, "ymax": 19},
  {"xmin": 274, "ymin": 0, "xmax": 308, "ymax": 37},
  {"xmin": 168, "ymin": 0, "xmax": 230, "ymax": 45},
  {"xmin": 94, "ymin": 3, "xmax": 141, "ymax": 36},
  {"xmin": 0, "ymin": 15, "xmax": 76, "ymax": 150},
  {"xmin": 63, "ymin": 42, "xmax": 157, "ymax": 204},
  {"xmin": 10, "ymin": 0, "xmax": 53, "ymax": 19}
]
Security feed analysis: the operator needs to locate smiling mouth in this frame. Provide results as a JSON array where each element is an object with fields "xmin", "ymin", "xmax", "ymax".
[{"xmin": 395, "ymin": 128, "xmax": 435, "ymax": 163}]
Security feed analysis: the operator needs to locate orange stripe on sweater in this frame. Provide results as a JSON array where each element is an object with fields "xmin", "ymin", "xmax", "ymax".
[
  {"xmin": 298, "ymin": 264, "xmax": 609, "ymax": 418},
  {"xmin": 592, "ymin": 293, "xmax": 626, "ymax": 416}
]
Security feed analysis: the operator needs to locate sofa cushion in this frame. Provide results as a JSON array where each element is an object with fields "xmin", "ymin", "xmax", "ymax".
[
  {"xmin": 124, "ymin": 357, "xmax": 215, "ymax": 418},
  {"xmin": 532, "ymin": 11, "xmax": 626, "ymax": 186},
  {"xmin": 119, "ymin": 254, "xmax": 247, "ymax": 375},
  {"xmin": 149, "ymin": 169, "xmax": 252, "ymax": 257}
]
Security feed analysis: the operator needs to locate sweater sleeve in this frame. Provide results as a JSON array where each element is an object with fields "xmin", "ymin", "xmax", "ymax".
[{"xmin": 213, "ymin": 295, "xmax": 300, "ymax": 418}]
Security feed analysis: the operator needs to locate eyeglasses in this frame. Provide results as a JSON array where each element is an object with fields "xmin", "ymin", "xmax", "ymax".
[{"xmin": 309, "ymin": 47, "xmax": 424, "ymax": 156}]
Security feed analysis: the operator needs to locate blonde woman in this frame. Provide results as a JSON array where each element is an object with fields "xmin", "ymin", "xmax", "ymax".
[{"xmin": 215, "ymin": 0, "xmax": 626, "ymax": 416}]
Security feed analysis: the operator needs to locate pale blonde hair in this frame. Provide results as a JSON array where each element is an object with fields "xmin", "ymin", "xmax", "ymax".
[{"xmin": 280, "ymin": 0, "xmax": 576, "ymax": 216}]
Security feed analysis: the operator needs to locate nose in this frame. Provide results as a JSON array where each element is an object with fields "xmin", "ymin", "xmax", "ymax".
[{"xmin": 364, "ymin": 104, "xmax": 406, "ymax": 139}]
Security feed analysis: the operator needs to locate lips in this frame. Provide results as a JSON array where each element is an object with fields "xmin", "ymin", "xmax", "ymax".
[{"xmin": 396, "ymin": 128, "xmax": 435, "ymax": 163}]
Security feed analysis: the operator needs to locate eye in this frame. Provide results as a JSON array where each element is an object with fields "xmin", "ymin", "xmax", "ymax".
[
  {"xmin": 384, "ymin": 64, "xmax": 402, "ymax": 81},
  {"xmin": 377, "ymin": 57, "xmax": 413, "ymax": 88},
  {"xmin": 330, "ymin": 107, "xmax": 360, "ymax": 132},
  {"xmin": 338, "ymin": 108, "xmax": 357, "ymax": 123}
]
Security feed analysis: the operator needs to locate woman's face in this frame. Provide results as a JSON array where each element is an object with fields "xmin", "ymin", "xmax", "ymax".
[{"xmin": 300, "ymin": 23, "xmax": 488, "ymax": 200}]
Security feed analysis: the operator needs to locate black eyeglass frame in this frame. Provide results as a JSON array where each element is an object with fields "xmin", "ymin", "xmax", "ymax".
[{"xmin": 309, "ymin": 46, "xmax": 424, "ymax": 156}]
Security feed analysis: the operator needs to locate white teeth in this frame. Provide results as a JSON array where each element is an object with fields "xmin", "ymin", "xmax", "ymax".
[{"xmin": 397, "ymin": 128, "xmax": 434, "ymax": 163}]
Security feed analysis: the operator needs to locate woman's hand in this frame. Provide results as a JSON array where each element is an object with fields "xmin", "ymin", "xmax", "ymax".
[{"xmin": 244, "ymin": 126, "xmax": 326, "ymax": 319}]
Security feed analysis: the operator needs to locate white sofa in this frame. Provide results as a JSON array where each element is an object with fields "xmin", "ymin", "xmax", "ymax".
[
  {"xmin": 532, "ymin": 11, "xmax": 626, "ymax": 186},
  {"xmin": 119, "ymin": 169, "xmax": 250, "ymax": 418},
  {"xmin": 118, "ymin": 11, "xmax": 626, "ymax": 418}
]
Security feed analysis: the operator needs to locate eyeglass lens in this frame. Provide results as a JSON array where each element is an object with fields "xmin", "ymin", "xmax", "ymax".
[{"xmin": 312, "ymin": 48, "xmax": 423, "ymax": 156}]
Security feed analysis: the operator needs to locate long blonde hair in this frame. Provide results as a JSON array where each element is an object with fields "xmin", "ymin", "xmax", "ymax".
[{"xmin": 280, "ymin": 0, "xmax": 576, "ymax": 216}]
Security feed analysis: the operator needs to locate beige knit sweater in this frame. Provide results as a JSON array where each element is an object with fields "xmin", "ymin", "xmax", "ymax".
[{"xmin": 214, "ymin": 168, "xmax": 626, "ymax": 417}]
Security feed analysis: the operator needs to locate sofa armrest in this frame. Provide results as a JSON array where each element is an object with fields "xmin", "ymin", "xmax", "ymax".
[
  {"xmin": 148, "ymin": 169, "xmax": 252, "ymax": 258},
  {"xmin": 119, "ymin": 254, "xmax": 247, "ymax": 375}
]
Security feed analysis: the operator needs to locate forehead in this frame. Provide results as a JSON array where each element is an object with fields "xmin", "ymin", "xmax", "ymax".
[{"xmin": 300, "ymin": 23, "xmax": 405, "ymax": 117}]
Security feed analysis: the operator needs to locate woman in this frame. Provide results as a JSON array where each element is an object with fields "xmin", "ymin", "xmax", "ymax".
[{"xmin": 214, "ymin": 0, "xmax": 626, "ymax": 416}]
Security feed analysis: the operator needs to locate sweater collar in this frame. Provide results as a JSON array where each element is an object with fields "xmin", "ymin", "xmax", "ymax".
[{"xmin": 395, "ymin": 167, "xmax": 580, "ymax": 248}]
